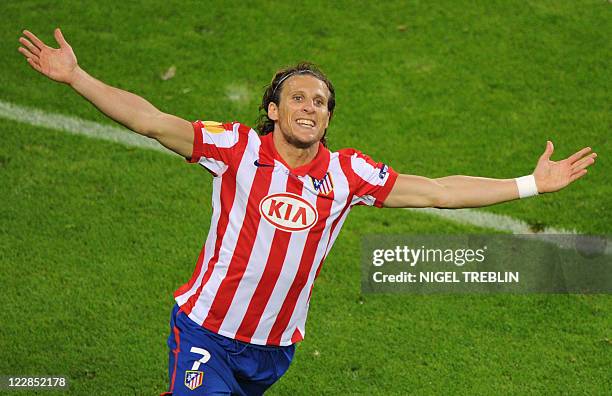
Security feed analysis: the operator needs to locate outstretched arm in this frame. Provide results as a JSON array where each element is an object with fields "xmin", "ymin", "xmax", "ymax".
[
  {"xmin": 383, "ymin": 141, "xmax": 596, "ymax": 208},
  {"xmin": 18, "ymin": 28, "xmax": 193, "ymax": 158}
]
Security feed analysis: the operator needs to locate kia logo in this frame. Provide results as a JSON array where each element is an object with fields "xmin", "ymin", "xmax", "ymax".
[{"xmin": 259, "ymin": 193, "xmax": 318, "ymax": 232}]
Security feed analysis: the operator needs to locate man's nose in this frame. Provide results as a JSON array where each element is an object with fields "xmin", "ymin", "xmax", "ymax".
[{"xmin": 301, "ymin": 101, "xmax": 315, "ymax": 113}]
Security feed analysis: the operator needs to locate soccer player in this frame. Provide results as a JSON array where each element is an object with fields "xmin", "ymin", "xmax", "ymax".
[{"xmin": 18, "ymin": 28, "xmax": 596, "ymax": 395}]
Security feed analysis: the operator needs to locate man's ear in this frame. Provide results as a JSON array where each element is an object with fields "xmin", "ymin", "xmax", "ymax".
[{"xmin": 268, "ymin": 102, "xmax": 279, "ymax": 121}]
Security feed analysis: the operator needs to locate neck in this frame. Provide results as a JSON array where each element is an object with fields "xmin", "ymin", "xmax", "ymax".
[{"xmin": 272, "ymin": 131, "xmax": 319, "ymax": 169}]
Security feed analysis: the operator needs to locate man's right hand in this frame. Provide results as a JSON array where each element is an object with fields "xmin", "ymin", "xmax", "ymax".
[
  {"xmin": 19, "ymin": 28, "xmax": 79, "ymax": 85},
  {"xmin": 18, "ymin": 28, "xmax": 194, "ymax": 159}
]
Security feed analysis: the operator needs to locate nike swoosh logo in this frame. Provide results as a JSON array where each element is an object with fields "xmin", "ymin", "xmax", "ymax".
[{"xmin": 254, "ymin": 160, "xmax": 274, "ymax": 168}]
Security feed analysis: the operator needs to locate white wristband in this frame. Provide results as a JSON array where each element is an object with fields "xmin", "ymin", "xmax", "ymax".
[{"xmin": 515, "ymin": 175, "xmax": 539, "ymax": 198}]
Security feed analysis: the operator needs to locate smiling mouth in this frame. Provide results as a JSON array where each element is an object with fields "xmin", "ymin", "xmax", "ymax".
[{"xmin": 295, "ymin": 119, "xmax": 316, "ymax": 128}]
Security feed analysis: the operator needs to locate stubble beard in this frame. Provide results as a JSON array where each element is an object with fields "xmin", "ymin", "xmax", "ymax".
[
  {"xmin": 280, "ymin": 120, "xmax": 322, "ymax": 150},
  {"xmin": 282, "ymin": 130, "xmax": 319, "ymax": 149}
]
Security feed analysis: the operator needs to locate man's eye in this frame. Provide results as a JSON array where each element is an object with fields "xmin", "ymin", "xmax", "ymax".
[
  {"xmin": 293, "ymin": 95, "xmax": 303, "ymax": 101},
  {"xmin": 315, "ymin": 99, "xmax": 324, "ymax": 106}
]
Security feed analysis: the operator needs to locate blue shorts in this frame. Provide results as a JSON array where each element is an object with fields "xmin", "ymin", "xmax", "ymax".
[{"xmin": 161, "ymin": 304, "xmax": 295, "ymax": 396}]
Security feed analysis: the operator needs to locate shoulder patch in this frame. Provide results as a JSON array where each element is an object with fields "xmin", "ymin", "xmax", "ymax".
[{"xmin": 203, "ymin": 121, "xmax": 226, "ymax": 134}]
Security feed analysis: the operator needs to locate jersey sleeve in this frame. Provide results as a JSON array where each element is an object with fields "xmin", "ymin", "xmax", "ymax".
[
  {"xmin": 343, "ymin": 149, "xmax": 398, "ymax": 208},
  {"xmin": 187, "ymin": 120, "xmax": 244, "ymax": 176}
]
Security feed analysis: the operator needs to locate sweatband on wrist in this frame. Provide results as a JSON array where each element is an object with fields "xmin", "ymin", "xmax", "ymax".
[{"xmin": 515, "ymin": 175, "xmax": 539, "ymax": 198}]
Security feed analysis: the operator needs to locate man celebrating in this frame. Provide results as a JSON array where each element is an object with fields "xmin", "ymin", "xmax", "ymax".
[{"xmin": 18, "ymin": 28, "xmax": 596, "ymax": 395}]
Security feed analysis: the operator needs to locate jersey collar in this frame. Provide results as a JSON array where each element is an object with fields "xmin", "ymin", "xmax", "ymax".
[{"xmin": 258, "ymin": 132, "xmax": 330, "ymax": 179}]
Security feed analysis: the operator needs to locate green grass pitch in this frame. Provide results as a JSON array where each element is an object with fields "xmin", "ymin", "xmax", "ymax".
[{"xmin": 0, "ymin": 1, "xmax": 610, "ymax": 394}]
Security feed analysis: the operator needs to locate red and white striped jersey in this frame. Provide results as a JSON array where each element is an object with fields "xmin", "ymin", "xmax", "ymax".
[{"xmin": 174, "ymin": 120, "xmax": 398, "ymax": 346}]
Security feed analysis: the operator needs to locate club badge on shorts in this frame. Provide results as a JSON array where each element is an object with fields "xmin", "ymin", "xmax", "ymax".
[{"xmin": 185, "ymin": 370, "xmax": 203, "ymax": 390}]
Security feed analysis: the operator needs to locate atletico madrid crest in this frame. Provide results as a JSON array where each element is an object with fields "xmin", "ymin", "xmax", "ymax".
[
  {"xmin": 185, "ymin": 370, "xmax": 203, "ymax": 390},
  {"xmin": 311, "ymin": 172, "xmax": 334, "ymax": 195}
]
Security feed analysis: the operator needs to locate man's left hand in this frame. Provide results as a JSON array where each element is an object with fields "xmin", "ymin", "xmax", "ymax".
[{"xmin": 533, "ymin": 141, "xmax": 596, "ymax": 193}]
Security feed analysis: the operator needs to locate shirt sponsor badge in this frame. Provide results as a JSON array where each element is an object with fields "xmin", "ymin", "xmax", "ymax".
[
  {"xmin": 185, "ymin": 370, "xmax": 203, "ymax": 391},
  {"xmin": 260, "ymin": 193, "xmax": 318, "ymax": 232}
]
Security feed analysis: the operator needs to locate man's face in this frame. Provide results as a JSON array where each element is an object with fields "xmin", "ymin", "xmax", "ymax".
[{"xmin": 268, "ymin": 74, "xmax": 331, "ymax": 149}]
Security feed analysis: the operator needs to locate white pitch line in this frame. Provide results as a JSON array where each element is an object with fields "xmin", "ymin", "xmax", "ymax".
[
  {"xmin": 406, "ymin": 207, "xmax": 574, "ymax": 235},
  {"xmin": 405, "ymin": 208, "xmax": 611, "ymax": 256},
  {"xmin": 1, "ymin": 98, "xmax": 608, "ymax": 255},
  {"xmin": 0, "ymin": 99, "xmax": 170, "ymax": 154}
]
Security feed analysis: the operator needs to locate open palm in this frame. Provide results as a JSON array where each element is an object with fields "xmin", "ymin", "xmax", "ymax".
[
  {"xmin": 18, "ymin": 28, "xmax": 78, "ymax": 84},
  {"xmin": 533, "ymin": 141, "xmax": 596, "ymax": 193}
]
